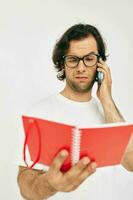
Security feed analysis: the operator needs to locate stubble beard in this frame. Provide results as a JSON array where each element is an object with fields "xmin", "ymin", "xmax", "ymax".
[{"xmin": 66, "ymin": 76, "xmax": 96, "ymax": 93}]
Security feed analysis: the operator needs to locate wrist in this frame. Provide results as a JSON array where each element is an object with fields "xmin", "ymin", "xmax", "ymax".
[
  {"xmin": 100, "ymin": 97, "xmax": 114, "ymax": 108},
  {"xmin": 100, "ymin": 99, "xmax": 125, "ymax": 123}
]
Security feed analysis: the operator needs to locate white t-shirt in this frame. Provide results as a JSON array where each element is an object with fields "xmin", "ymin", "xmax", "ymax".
[
  {"xmin": 26, "ymin": 93, "xmax": 105, "ymax": 126},
  {"xmin": 18, "ymin": 93, "xmax": 133, "ymax": 200}
]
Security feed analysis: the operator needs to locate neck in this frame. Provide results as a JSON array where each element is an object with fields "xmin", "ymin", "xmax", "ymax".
[{"xmin": 60, "ymin": 87, "xmax": 92, "ymax": 102}]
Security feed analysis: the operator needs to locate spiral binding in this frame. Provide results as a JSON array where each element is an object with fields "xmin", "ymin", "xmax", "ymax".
[{"xmin": 71, "ymin": 127, "xmax": 81, "ymax": 166}]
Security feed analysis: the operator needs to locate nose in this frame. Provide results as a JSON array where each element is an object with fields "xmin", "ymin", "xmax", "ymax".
[{"xmin": 76, "ymin": 59, "xmax": 86, "ymax": 72}]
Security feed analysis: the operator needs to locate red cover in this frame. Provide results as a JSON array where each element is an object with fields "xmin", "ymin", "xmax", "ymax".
[{"xmin": 22, "ymin": 115, "xmax": 133, "ymax": 172}]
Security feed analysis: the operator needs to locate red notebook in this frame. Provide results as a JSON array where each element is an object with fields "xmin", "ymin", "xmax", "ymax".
[{"xmin": 22, "ymin": 115, "xmax": 133, "ymax": 172}]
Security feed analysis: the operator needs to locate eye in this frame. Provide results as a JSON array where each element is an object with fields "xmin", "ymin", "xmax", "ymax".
[
  {"xmin": 85, "ymin": 55, "xmax": 96, "ymax": 61},
  {"xmin": 86, "ymin": 57, "xmax": 93, "ymax": 60},
  {"xmin": 85, "ymin": 57, "xmax": 94, "ymax": 61},
  {"xmin": 66, "ymin": 57, "xmax": 77, "ymax": 62}
]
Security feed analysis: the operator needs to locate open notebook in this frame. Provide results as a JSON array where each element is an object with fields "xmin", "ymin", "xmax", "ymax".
[{"xmin": 22, "ymin": 115, "xmax": 133, "ymax": 172}]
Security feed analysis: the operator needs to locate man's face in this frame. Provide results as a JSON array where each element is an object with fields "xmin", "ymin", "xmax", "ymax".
[{"xmin": 64, "ymin": 35, "xmax": 98, "ymax": 93}]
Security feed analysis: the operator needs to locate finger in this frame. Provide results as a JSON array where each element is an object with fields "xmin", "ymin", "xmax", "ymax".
[
  {"xmin": 87, "ymin": 162, "xmax": 97, "ymax": 173},
  {"xmin": 107, "ymin": 66, "xmax": 111, "ymax": 77},
  {"xmin": 79, "ymin": 162, "xmax": 97, "ymax": 182},
  {"xmin": 97, "ymin": 67, "xmax": 112, "ymax": 83},
  {"xmin": 97, "ymin": 62, "xmax": 109, "ymax": 72},
  {"xmin": 97, "ymin": 68, "xmax": 106, "ymax": 78},
  {"xmin": 99, "ymin": 58, "xmax": 107, "ymax": 66},
  {"xmin": 65, "ymin": 157, "xmax": 91, "ymax": 177},
  {"xmin": 50, "ymin": 150, "xmax": 69, "ymax": 174},
  {"xmin": 69, "ymin": 162, "xmax": 97, "ymax": 190},
  {"xmin": 97, "ymin": 59, "xmax": 111, "ymax": 77}
]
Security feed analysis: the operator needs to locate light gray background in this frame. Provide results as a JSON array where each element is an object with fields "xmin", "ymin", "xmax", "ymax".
[{"xmin": 0, "ymin": 0, "xmax": 133, "ymax": 199}]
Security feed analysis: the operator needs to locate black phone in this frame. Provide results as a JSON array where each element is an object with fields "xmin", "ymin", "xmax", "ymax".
[
  {"xmin": 96, "ymin": 71, "xmax": 104, "ymax": 85},
  {"xmin": 95, "ymin": 57, "xmax": 104, "ymax": 84}
]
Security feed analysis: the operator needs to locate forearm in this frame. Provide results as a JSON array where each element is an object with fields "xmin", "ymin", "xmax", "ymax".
[
  {"xmin": 121, "ymin": 133, "xmax": 133, "ymax": 171},
  {"xmin": 17, "ymin": 166, "xmax": 57, "ymax": 200},
  {"xmin": 101, "ymin": 98, "xmax": 125, "ymax": 123}
]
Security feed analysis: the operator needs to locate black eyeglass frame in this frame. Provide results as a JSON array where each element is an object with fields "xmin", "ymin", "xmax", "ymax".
[{"xmin": 62, "ymin": 53, "xmax": 100, "ymax": 68}]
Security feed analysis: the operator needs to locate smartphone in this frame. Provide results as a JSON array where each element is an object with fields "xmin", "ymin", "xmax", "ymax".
[
  {"xmin": 95, "ymin": 57, "xmax": 104, "ymax": 84},
  {"xmin": 96, "ymin": 71, "xmax": 104, "ymax": 85}
]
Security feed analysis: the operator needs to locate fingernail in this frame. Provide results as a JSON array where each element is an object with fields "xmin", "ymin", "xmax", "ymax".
[
  {"xmin": 61, "ymin": 150, "xmax": 68, "ymax": 157},
  {"xmin": 82, "ymin": 157, "xmax": 90, "ymax": 165},
  {"xmin": 91, "ymin": 163, "xmax": 97, "ymax": 170}
]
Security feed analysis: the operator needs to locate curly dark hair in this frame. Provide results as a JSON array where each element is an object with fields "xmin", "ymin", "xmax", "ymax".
[{"xmin": 52, "ymin": 23, "xmax": 107, "ymax": 81}]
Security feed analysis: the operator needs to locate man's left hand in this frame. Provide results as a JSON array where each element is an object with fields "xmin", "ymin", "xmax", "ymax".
[{"xmin": 96, "ymin": 58, "xmax": 112, "ymax": 104}]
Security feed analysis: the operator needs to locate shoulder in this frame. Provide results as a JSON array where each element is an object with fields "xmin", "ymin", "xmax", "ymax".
[
  {"xmin": 24, "ymin": 93, "xmax": 59, "ymax": 117},
  {"xmin": 91, "ymin": 97, "xmax": 103, "ymax": 110},
  {"xmin": 91, "ymin": 97, "xmax": 105, "ymax": 120}
]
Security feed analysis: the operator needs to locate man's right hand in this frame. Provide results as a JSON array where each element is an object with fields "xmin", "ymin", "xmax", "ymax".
[
  {"xmin": 45, "ymin": 149, "xmax": 97, "ymax": 192},
  {"xmin": 18, "ymin": 150, "xmax": 97, "ymax": 200}
]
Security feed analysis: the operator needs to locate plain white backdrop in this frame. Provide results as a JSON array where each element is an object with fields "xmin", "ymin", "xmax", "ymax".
[{"xmin": 0, "ymin": 0, "xmax": 133, "ymax": 199}]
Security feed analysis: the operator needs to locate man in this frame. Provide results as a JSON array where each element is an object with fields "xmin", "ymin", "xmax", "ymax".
[{"xmin": 17, "ymin": 24, "xmax": 125, "ymax": 200}]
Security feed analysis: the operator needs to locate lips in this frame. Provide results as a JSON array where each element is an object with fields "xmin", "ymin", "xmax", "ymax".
[
  {"xmin": 75, "ymin": 76, "xmax": 88, "ymax": 81},
  {"xmin": 75, "ymin": 76, "xmax": 88, "ymax": 79},
  {"xmin": 75, "ymin": 76, "xmax": 88, "ymax": 78}
]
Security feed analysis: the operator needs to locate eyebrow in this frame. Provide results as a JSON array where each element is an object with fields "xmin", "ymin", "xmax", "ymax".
[{"xmin": 66, "ymin": 51, "xmax": 98, "ymax": 57}]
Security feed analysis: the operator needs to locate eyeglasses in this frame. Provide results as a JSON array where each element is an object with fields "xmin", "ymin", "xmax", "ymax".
[{"xmin": 63, "ymin": 53, "xmax": 100, "ymax": 68}]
